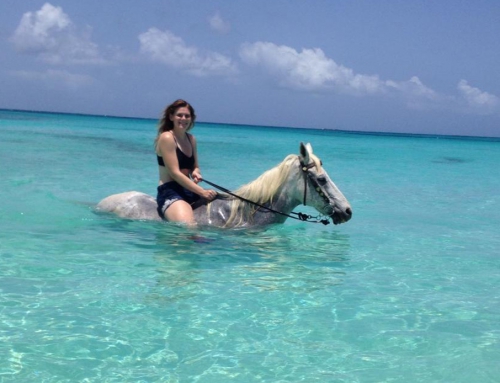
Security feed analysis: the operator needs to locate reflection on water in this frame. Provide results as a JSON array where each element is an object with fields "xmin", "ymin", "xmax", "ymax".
[
  {"xmin": 63, "ymin": 213, "xmax": 352, "ymax": 308},
  {"xmin": 143, "ymin": 221, "xmax": 352, "ymax": 306},
  {"xmin": 152, "ymin": 221, "xmax": 352, "ymax": 262}
]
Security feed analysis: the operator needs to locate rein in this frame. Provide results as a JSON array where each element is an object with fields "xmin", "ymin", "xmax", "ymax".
[{"xmin": 202, "ymin": 159, "xmax": 330, "ymax": 225}]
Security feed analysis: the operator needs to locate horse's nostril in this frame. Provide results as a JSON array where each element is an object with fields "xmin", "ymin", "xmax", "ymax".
[{"xmin": 346, "ymin": 208, "xmax": 352, "ymax": 217}]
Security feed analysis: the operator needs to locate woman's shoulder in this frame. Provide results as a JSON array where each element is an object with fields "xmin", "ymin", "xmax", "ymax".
[
  {"xmin": 158, "ymin": 131, "xmax": 175, "ymax": 142},
  {"xmin": 157, "ymin": 131, "xmax": 176, "ymax": 151}
]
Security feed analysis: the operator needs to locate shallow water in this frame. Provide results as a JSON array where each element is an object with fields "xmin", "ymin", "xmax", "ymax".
[{"xmin": 1, "ymin": 110, "xmax": 499, "ymax": 382}]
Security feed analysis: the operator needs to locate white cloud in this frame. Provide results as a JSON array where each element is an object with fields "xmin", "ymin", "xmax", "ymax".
[
  {"xmin": 209, "ymin": 11, "xmax": 230, "ymax": 34},
  {"xmin": 240, "ymin": 41, "xmax": 500, "ymax": 114},
  {"xmin": 239, "ymin": 42, "xmax": 384, "ymax": 94},
  {"xmin": 10, "ymin": 3, "xmax": 106, "ymax": 65},
  {"xmin": 13, "ymin": 69, "xmax": 94, "ymax": 89},
  {"xmin": 384, "ymin": 76, "xmax": 445, "ymax": 110},
  {"xmin": 457, "ymin": 80, "xmax": 500, "ymax": 114},
  {"xmin": 386, "ymin": 76, "xmax": 438, "ymax": 100},
  {"xmin": 139, "ymin": 28, "xmax": 237, "ymax": 76}
]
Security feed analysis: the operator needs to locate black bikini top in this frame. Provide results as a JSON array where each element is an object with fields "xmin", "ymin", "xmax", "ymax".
[{"xmin": 157, "ymin": 134, "xmax": 195, "ymax": 170}]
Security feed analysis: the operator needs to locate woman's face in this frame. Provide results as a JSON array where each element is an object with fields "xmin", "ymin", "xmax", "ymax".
[{"xmin": 170, "ymin": 106, "xmax": 192, "ymax": 131}]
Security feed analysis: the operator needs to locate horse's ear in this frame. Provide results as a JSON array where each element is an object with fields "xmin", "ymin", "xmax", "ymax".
[{"xmin": 299, "ymin": 142, "xmax": 313, "ymax": 163}]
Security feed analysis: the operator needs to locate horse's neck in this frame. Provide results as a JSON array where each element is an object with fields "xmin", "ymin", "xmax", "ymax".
[
  {"xmin": 251, "ymin": 171, "xmax": 303, "ymax": 225},
  {"xmin": 270, "ymin": 180, "xmax": 301, "ymax": 212},
  {"xmin": 216, "ymin": 157, "xmax": 304, "ymax": 227}
]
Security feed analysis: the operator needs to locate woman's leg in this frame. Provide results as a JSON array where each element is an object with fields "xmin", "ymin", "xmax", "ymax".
[{"xmin": 164, "ymin": 200, "xmax": 195, "ymax": 225}]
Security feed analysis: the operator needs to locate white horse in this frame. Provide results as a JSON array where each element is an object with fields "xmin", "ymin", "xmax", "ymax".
[{"xmin": 96, "ymin": 143, "xmax": 352, "ymax": 228}]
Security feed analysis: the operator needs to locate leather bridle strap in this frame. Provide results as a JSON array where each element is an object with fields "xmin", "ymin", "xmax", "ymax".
[
  {"xmin": 300, "ymin": 160, "xmax": 331, "ymax": 209},
  {"xmin": 300, "ymin": 161, "xmax": 316, "ymax": 206}
]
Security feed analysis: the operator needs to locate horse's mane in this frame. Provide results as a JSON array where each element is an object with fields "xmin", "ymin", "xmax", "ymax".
[
  {"xmin": 236, "ymin": 154, "xmax": 298, "ymax": 203},
  {"xmin": 223, "ymin": 153, "xmax": 322, "ymax": 226}
]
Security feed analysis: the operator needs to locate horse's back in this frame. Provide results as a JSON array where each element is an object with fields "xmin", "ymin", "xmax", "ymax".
[
  {"xmin": 96, "ymin": 191, "xmax": 161, "ymax": 221},
  {"xmin": 97, "ymin": 191, "xmax": 235, "ymax": 226}
]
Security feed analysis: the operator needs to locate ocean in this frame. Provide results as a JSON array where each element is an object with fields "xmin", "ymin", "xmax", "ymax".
[{"xmin": 1, "ymin": 109, "xmax": 499, "ymax": 382}]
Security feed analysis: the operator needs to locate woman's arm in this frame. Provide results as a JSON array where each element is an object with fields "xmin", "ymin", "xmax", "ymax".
[{"xmin": 190, "ymin": 134, "xmax": 202, "ymax": 183}]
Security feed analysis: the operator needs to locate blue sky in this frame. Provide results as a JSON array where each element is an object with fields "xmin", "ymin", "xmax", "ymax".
[{"xmin": 1, "ymin": 1, "xmax": 499, "ymax": 137}]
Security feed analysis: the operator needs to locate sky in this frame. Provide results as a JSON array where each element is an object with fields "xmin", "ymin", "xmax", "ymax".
[{"xmin": 1, "ymin": 1, "xmax": 499, "ymax": 137}]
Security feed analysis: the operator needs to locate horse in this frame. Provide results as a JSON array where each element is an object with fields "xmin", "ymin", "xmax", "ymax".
[{"xmin": 96, "ymin": 142, "xmax": 352, "ymax": 228}]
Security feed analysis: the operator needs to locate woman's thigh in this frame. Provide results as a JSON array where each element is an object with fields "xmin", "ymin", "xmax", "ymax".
[{"xmin": 164, "ymin": 200, "xmax": 195, "ymax": 224}]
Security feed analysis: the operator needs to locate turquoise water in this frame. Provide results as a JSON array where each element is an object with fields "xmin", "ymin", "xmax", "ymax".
[{"xmin": 1, "ymin": 110, "xmax": 499, "ymax": 382}]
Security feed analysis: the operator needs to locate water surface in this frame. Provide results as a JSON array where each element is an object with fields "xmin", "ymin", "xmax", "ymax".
[{"xmin": 1, "ymin": 110, "xmax": 499, "ymax": 382}]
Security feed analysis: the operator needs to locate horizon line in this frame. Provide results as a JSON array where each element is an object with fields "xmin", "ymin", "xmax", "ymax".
[{"xmin": 1, "ymin": 107, "xmax": 499, "ymax": 142}]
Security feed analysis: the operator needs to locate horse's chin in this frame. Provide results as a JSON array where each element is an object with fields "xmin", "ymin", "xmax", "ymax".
[{"xmin": 330, "ymin": 213, "xmax": 343, "ymax": 225}]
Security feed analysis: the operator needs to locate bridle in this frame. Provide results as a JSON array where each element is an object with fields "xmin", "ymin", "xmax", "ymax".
[
  {"xmin": 300, "ymin": 160, "xmax": 331, "ymax": 208},
  {"xmin": 202, "ymin": 156, "xmax": 331, "ymax": 225}
]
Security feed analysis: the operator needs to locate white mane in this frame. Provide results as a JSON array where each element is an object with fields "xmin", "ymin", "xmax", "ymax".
[{"xmin": 223, "ymin": 153, "xmax": 322, "ymax": 226}]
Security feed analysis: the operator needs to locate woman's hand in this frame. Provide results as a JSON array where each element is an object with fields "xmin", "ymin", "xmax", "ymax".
[
  {"xmin": 201, "ymin": 189, "xmax": 217, "ymax": 201},
  {"xmin": 192, "ymin": 169, "xmax": 202, "ymax": 184}
]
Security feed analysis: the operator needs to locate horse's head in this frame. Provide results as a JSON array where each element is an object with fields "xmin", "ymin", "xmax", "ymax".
[{"xmin": 298, "ymin": 142, "xmax": 352, "ymax": 225}]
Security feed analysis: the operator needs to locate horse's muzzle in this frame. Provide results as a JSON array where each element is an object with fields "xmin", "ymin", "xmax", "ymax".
[{"xmin": 331, "ymin": 207, "xmax": 352, "ymax": 225}]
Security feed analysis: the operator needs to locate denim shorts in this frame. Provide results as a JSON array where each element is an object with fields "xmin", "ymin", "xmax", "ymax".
[{"xmin": 156, "ymin": 181, "xmax": 200, "ymax": 219}]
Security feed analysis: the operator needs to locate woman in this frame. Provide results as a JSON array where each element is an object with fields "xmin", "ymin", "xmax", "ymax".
[{"xmin": 155, "ymin": 99, "xmax": 217, "ymax": 224}]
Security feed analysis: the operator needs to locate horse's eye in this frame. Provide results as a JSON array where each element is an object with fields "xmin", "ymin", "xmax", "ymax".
[{"xmin": 317, "ymin": 176, "xmax": 327, "ymax": 185}]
